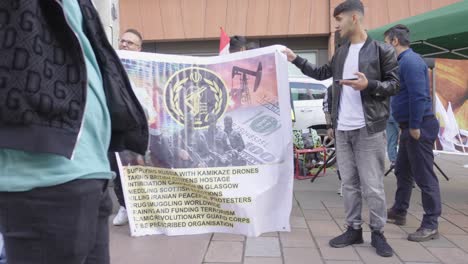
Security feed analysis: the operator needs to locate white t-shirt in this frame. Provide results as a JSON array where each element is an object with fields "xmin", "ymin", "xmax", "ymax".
[{"xmin": 337, "ymin": 42, "xmax": 366, "ymax": 131}]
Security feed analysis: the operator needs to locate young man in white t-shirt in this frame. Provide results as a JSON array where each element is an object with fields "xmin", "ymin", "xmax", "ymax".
[{"xmin": 283, "ymin": 0, "xmax": 399, "ymax": 258}]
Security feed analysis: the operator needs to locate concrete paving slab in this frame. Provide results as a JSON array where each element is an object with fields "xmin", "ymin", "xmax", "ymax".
[
  {"xmin": 243, "ymin": 257, "xmax": 283, "ymax": 264},
  {"xmin": 355, "ymin": 246, "xmax": 402, "ymax": 264},
  {"xmin": 303, "ymin": 209, "xmax": 333, "ymax": 221},
  {"xmin": 212, "ymin": 233, "xmax": 246, "ymax": 242},
  {"xmin": 445, "ymin": 235, "xmax": 468, "ymax": 252},
  {"xmin": 204, "ymin": 241, "xmax": 244, "ymax": 263},
  {"xmin": 279, "ymin": 228, "xmax": 316, "ymax": 248},
  {"xmin": 245, "ymin": 237, "xmax": 281, "ymax": 257},
  {"xmin": 427, "ymin": 247, "xmax": 468, "ymax": 264},
  {"xmin": 307, "ymin": 220, "xmax": 342, "ymax": 237},
  {"xmin": 388, "ymin": 238, "xmax": 439, "ymax": 262},
  {"xmin": 325, "ymin": 261, "xmax": 363, "ymax": 264},
  {"xmin": 290, "ymin": 216, "xmax": 308, "ymax": 229},
  {"xmin": 419, "ymin": 235, "xmax": 457, "ymax": 248},
  {"xmin": 283, "ymin": 247, "xmax": 323, "ymax": 264},
  {"xmin": 110, "ymin": 228, "xmax": 211, "ymax": 264}
]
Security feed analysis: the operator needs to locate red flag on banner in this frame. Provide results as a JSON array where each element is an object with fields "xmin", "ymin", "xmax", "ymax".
[{"xmin": 219, "ymin": 27, "xmax": 230, "ymax": 55}]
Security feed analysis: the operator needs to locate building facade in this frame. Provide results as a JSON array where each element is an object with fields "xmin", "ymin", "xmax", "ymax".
[{"xmin": 115, "ymin": 0, "xmax": 460, "ymax": 76}]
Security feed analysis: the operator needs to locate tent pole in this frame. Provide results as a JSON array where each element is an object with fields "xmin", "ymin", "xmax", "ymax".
[{"xmin": 430, "ymin": 66, "xmax": 451, "ymax": 181}]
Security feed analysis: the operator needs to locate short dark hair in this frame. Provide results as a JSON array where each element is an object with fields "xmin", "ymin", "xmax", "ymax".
[
  {"xmin": 246, "ymin": 41, "xmax": 259, "ymax": 50},
  {"xmin": 229, "ymin": 35, "xmax": 247, "ymax": 53},
  {"xmin": 333, "ymin": 0, "xmax": 364, "ymax": 17},
  {"xmin": 124, "ymin": 28, "xmax": 143, "ymax": 42},
  {"xmin": 384, "ymin": 24, "xmax": 411, "ymax": 46}
]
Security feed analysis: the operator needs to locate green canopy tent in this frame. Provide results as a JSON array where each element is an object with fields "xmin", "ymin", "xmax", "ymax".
[
  {"xmin": 369, "ymin": 1, "xmax": 468, "ymax": 158},
  {"xmin": 368, "ymin": 0, "xmax": 468, "ymax": 60}
]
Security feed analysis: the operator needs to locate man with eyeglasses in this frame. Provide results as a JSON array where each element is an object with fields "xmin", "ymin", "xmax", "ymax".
[
  {"xmin": 119, "ymin": 29, "xmax": 143, "ymax": 51},
  {"xmin": 110, "ymin": 29, "xmax": 144, "ymax": 226}
]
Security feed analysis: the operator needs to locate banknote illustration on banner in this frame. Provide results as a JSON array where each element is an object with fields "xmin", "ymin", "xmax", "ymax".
[{"xmin": 116, "ymin": 46, "xmax": 293, "ymax": 237}]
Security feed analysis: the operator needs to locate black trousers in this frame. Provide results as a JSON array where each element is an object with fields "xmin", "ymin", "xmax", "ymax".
[
  {"xmin": 0, "ymin": 179, "xmax": 112, "ymax": 264},
  {"xmin": 110, "ymin": 134, "xmax": 175, "ymax": 208},
  {"xmin": 109, "ymin": 153, "xmax": 126, "ymax": 208},
  {"xmin": 393, "ymin": 117, "xmax": 442, "ymax": 229}
]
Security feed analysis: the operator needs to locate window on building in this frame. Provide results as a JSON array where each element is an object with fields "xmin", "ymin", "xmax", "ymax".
[{"xmin": 288, "ymin": 51, "xmax": 317, "ymax": 78}]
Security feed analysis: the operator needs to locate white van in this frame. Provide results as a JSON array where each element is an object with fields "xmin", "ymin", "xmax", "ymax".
[
  {"xmin": 290, "ymin": 77, "xmax": 332, "ymax": 130},
  {"xmin": 290, "ymin": 77, "xmax": 335, "ymax": 166}
]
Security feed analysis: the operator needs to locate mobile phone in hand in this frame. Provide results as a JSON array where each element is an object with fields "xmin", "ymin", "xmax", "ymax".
[{"xmin": 334, "ymin": 78, "xmax": 358, "ymax": 84}]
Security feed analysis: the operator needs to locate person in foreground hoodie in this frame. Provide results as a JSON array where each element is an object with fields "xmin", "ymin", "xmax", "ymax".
[{"xmin": 0, "ymin": 1, "xmax": 148, "ymax": 263}]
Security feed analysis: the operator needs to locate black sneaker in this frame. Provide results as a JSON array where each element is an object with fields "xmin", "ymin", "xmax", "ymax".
[
  {"xmin": 408, "ymin": 228, "xmax": 439, "ymax": 242},
  {"xmin": 371, "ymin": 231, "xmax": 393, "ymax": 257},
  {"xmin": 329, "ymin": 226, "xmax": 363, "ymax": 248},
  {"xmin": 387, "ymin": 209, "xmax": 406, "ymax": 226}
]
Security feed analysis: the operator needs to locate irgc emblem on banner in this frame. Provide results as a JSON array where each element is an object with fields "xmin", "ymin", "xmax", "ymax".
[
  {"xmin": 165, "ymin": 67, "xmax": 228, "ymax": 130},
  {"xmin": 117, "ymin": 46, "xmax": 293, "ymax": 237}
]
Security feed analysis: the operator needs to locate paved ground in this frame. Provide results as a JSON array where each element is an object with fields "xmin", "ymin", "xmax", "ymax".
[{"xmin": 109, "ymin": 154, "xmax": 468, "ymax": 264}]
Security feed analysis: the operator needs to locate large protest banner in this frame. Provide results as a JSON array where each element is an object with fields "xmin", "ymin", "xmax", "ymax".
[
  {"xmin": 116, "ymin": 46, "xmax": 293, "ymax": 237},
  {"xmin": 433, "ymin": 59, "xmax": 468, "ymax": 154}
]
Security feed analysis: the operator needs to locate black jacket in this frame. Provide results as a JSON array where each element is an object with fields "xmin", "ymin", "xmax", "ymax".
[
  {"xmin": 293, "ymin": 36, "xmax": 400, "ymax": 134},
  {"xmin": 0, "ymin": 0, "xmax": 148, "ymax": 158}
]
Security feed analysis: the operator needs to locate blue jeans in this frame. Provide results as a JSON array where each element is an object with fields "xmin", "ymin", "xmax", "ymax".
[{"xmin": 386, "ymin": 114, "xmax": 399, "ymax": 163}]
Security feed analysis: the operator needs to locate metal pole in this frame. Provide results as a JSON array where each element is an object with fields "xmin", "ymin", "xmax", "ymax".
[{"xmin": 434, "ymin": 161, "xmax": 450, "ymax": 181}]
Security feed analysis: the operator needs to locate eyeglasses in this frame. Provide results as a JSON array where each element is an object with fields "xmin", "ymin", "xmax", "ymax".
[{"xmin": 119, "ymin": 39, "xmax": 140, "ymax": 47}]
